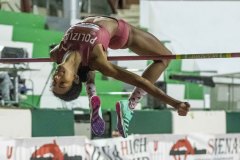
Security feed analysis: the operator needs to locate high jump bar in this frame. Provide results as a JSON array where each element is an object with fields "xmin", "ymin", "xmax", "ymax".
[{"xmin": 0, "ymin": 52, "xmax": 240, "ymax": 63}]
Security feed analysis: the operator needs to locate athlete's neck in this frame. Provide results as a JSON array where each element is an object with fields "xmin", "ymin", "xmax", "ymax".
[{"xmin": 62, "ymin": 51, "xmax": 81, "ymax": 74}]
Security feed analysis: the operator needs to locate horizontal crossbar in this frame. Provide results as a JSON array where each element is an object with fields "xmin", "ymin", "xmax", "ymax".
[{"xmin": 0, "ymin": 52, "xmax": 240, "ymax": 63}]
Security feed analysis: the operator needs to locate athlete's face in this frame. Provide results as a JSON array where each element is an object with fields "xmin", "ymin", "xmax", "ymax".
[{"xmin": 51, "ymin": 65, "xmax": 75, "ymax": 94}]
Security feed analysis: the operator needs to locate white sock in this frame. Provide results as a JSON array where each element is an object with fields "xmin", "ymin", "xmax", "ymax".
[
  {"xmin": 86, "ymin": 83, "xmax": 97, "ymax": 98},
  {"xmin": 128, "ymin": 87, "xmax": 147, "ymax": 110}
]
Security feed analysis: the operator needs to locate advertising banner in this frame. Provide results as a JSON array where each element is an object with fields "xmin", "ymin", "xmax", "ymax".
[
  {"xmin": 90, "ymin": 134, "xmax": 240, "ymax": 160},
  {"xmin": 0, "ymin": 136, "xmax": 86, "ymax": 160},
  {"xmin": 0, "ymin": 134, "xmax": 239, "ymax": 160}
]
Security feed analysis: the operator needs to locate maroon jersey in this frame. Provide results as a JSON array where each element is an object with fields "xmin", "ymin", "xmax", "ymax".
[{"xmin": 54, "ymin": 22, "xmax": 110, "ymax": 66}]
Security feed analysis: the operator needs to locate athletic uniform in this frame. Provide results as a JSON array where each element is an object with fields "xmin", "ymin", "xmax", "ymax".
[{"xmin": 51, "ymin": 18, "xmax": 130, "ymax": 66}]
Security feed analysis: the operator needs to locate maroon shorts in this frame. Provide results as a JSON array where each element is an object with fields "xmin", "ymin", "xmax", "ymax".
[{"xmin": 109, "ymin": 19, "xmax": 130, "ymax": 49}]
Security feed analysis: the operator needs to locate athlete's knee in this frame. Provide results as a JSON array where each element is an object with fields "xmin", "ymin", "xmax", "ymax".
[
  {"xmin": 164, "ymin": 59, "xmax": 171, "ymax": 67},
  {"xmin": 154, "ymin": 47, "xmax": 173, "ymax": 67},
  {"xmin": 153, "ymin": 59, "xmax": 171, "ymax": 68}
]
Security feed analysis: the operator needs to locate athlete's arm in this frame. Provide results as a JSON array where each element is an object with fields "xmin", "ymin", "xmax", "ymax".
[
  {"xmin": 85, "ymin": 71, "xmax": 97, "ymax": 98},
  {"xmin": 90, "ymin": 45, "xmax": 182, "ymax": 108}
]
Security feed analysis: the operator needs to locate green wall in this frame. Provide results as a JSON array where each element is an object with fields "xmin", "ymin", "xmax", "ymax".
[
  {"xmin": 0, "ymin": 10, "xmax": 46, "ymax": 29},
  {"xmin": 110, "ymin": 110, "xmax": 172, "ymax": 134},
  {"xmin": 226, "ymin": 112, "xmax": 240, "ymax": 133},
  {"xmin": 31, "ymin": 109, "xmax": 74, "ymax": 137}
]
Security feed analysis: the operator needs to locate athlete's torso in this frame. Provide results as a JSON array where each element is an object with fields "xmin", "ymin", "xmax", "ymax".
[
  {"xmin": 58, "ymin": 22, "xmax": 109, "ymax": 65},
  {"xmin": 50, "ymin": 16, "xmax": 130, "ymax": 82}
]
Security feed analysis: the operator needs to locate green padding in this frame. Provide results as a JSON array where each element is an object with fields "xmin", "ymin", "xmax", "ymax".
[
  {"xmin": 95, "ymin": 73, "xmax": 123, "ymax": 92},
  {"xmin": 167, "ymin": 60, "xmax": 182, "ymax": 72},
  {"xmin": 226, "ymin": 112, "xmax": 240, "ymax": 133},
  {"xmin": 185, "ymin": 83, "xmax": 203, "ymax": 99},
  {"xmin": 110, "ymin": 110, "xmax": 172, "ymax": 134},
  {"xmin": 13, "ymin": 27, "xmax": 63, "ymax": 58},
  {"xmin": 94, "ymin": 72, "xmax": 125, "ymax": 109},
  {"xmin": 20, "ymin": 95, "xmax": 41, "ymax": 108},
  {"xmin": 0, "ymin": 10, "xmax": 46, "ymax": 29},
  {"xmin": 31, "ymin": 109, "xmax": 74, "ymax": 137},
  {"xmin": 101, "ymin": 95, "xmax": 126, "ymax": 110},
  {"xmin": 32, "ymin": 43, "xmax": 51, "ymax": 58},
  {"xmin": 165, "ymin": 71, "xmax": 203, "ymax": 99},
  {"xmin": 13, "ymin": 27, "xmax": 63, "ymax": 45},
  {"xmin": 164, "ymin": 61, "xmax": 186, "ymax": 83}
]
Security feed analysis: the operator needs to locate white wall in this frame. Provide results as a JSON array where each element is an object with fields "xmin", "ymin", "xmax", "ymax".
[
  {"xmin": 172, "ymin": 110, "xmax": 226, "ymax": 134},
  {"xmin": 140, "ymin": 0, "xmax": 240, "ymax": 74},
  {"xmin": 0, "ymin": 109, "xmax": 32, "ymax": 138}
]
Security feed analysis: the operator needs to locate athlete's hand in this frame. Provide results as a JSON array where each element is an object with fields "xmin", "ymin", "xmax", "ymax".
[{"xmin": 176, "ymin": 102, "xmax": 190, "ymax": 116}]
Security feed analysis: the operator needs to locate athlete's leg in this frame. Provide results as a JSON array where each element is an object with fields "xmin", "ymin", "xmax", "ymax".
[
  {"xmin": 127, "ymin": 25, "xmax": 172, "ymax": 82},
  {"xmin": 116, "ymin": 25, "xmax": 188, "ymax": 138},
  {"xmin": 127, "ymin": 25, "xmax": 172, "ymax": 109},
  {"xmin": 116, "ymin": 25, "xmax": 173, "ymax": 138}
]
